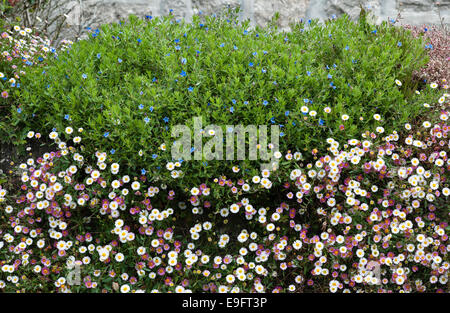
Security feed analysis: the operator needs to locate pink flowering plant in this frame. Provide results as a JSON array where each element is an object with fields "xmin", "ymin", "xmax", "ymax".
[{"xmin": 402, "ymin": 24, "xmax": 449, "ymax": 87}]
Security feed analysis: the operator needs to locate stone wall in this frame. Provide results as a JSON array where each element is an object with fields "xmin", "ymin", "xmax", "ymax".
[{"xmin": 66, "ymin": 0, "xmax": 449, "ymax": 35}]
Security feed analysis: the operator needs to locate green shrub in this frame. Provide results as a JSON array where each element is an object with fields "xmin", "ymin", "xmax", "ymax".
[{"xmin": 14, "ymin": 12, "xmax": 440, "ymax": 188}]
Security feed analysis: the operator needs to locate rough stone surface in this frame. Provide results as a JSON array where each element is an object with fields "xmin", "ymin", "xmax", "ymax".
[
  {"xmin": 61, "ymin": 0, "xmax": 449, "ymax": 40},
  {"xmin": 253, "ymin": 0, "xmax": 310, "ymax": 29},
  {"xmin": 192, "ymin": 0, "xmax": 240, "ymax": 15}
]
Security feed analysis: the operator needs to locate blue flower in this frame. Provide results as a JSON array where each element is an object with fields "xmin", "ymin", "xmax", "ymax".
[
  {"xmin": 96, "ymin": 53, "xmax": 101, "ymax": 58},
  {"xmin": 252, "ymin": 52, "xmax": 257, "ymax": 56},
  {"xmin": 181, "ymin": 57, "xmax": 187, "ymax": 64},
  {"xmin": 110, "ymin": 149, "xmax": 115, "ymax": 154},
  {"xmin": 118, "ymin": 58, "xmax": 122, "ymax": 63},
  {"xmin": 262, "ymin": 68, "xmax": 267, "ymax": 73},
  {"xmin": 144, "ymin": 117, "xmax": 150, "ymax": 123},
  {"xmin": 397, "ymin": 42, "xmax": 402, "ymax": 47},
  {"xmin": 17, "ymin": 108, "xmax": 22, "ymax": 113},
  {"xmin": 219, "ymin": 43, "xmax": 225, "ymax": 47},
  {"xmin": 141, "ymin": 169, "xmax": 146, "ymax": 175},
  {"xmin": 175, "ymin": 45, "xmax": 181, "ymax": 51},
  {"xmin": 306, "ymin": 71, "xmax": 312, "ymax": 76},
  {"xmin": 345, "ymin": 45, "xmax": 349, "ymax": 50},
  {"xmin": 152, "ymin": 154, "xmax": 158, "ymax": 159},
  {"xmin": 233, "ymin": 45, "xmax": 238, "ymax": 50},
  {"xmin": 244, "ymin": 101, "xmax": 249, "ymax": 105},
  {"xmin": 64, "ymin": 114, "xmax": 70, "ymax": 120},
  {"xmin": 149, "ymin": 106, "xmax": 154, "ymax": 112},
  {"xmin": 319, "ymin": 118, "xmax": 325, "ymax": 126},
  {"xmin": 263, "ymin": 100, "xmax": 268, "ymax": 106},
  {"xmin": 180, "ymin": 70, "xmax": 187, "ymax": 77},
  {"xmin": 249, "ymin": 62, "xmax": 254, "ymax": 67},
  {"xmin": 103, "ymin": 132, "xmax": 109, "ymax": 138},
  {"xmin": 188, "ymin": 86, "xmax": 194, "ymax": 92},
  {"xmin": 82, "ymin": 73, "xmax": 87, "ymax": 79},
  {"xmin": 232, "ymin": 99, "xmax": 236, "ymax": 104},
  {"xmin": 280, "ymin": 132, "xmax": 285, "ymax": 137},
  {"xmin": 327, "ymin": 74, "xmax": 333, "ymax": 79},
  {"xmin": 137, "ymin": 38, "xmax": 142, "ymax": 43},
  {"xmin": 285, "ymin": 111, "xmax": 290, "ymax": 116},
  {"xmin": 138, "ymin": 104, "xmax": 144, "ymax": 109},
  {"xmin": 303, "ymin": 99, "xmax": 309, "ymax": 103},
  {"xmin": 163, "ymin": 117, "xmax": 170, "ymax": 123},
  {"xmin": 230, "ymin": 106, "xmax": 234, "ymax": 113}
]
